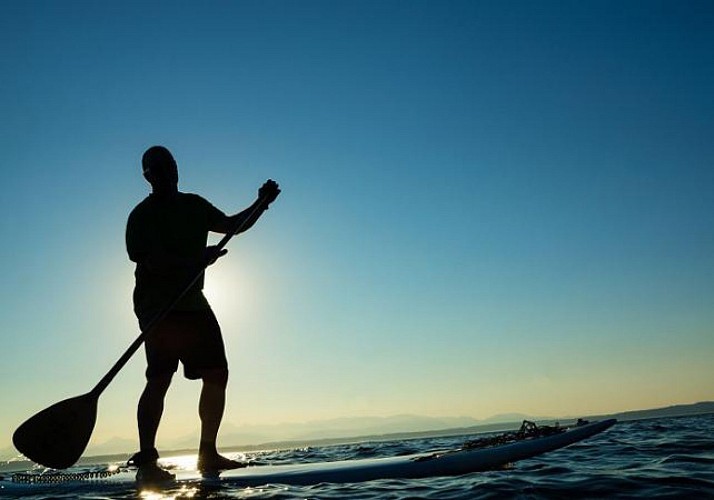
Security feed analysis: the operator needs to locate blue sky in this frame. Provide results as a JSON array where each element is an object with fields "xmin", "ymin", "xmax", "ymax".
[{"xmin": 1, "ymin": 0, "xmax": 713, "ymax": 452}]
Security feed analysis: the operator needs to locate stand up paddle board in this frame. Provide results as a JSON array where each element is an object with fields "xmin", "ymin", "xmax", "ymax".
[{"xmin": 2, "ymin": 419, "xmax": 615, "ymax": 491}]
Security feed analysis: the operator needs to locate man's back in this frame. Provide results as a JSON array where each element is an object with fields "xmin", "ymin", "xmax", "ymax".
[{"xmin": 126, "ymin": 191, "xmax": 225, "ymax": 324}]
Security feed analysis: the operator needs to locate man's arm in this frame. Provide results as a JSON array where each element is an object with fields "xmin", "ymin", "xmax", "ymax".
[
  {"xmin": 210, "ymin": 199, "xmax": 266, "ymax": 235},
  {"xmin": 210, "ymin": 179, "xmax": 280, "ymax": 235}
]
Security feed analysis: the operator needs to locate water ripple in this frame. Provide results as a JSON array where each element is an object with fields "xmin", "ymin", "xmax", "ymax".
[{"xmin": 2, "ymin": 413, "xmax": 713, "ymax": 499}]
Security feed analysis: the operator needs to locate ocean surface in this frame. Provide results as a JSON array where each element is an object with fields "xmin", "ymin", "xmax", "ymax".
[{"xmin": 1, "ymin": 413, "xmax": 712, "ymax": 499}]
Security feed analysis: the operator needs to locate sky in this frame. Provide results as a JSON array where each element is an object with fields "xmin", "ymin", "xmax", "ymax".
[{"xmin": 1, "ymin": 0, "xmax": 713, "ymax": 453}]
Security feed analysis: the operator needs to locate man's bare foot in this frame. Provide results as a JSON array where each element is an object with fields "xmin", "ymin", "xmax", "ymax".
[{"xmin": 197, "ymin": 452, "xmax": 247, "ymax": 472}]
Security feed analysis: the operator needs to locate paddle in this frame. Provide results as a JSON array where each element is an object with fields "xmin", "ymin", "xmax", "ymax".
[{"xmin": 13, "ymin": 196, "xmax": 271, "ymax": 469}]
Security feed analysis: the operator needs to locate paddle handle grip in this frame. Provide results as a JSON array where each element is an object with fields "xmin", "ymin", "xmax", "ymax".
[{"xmin": 91, "ymin": 196, "xmax": 271, "ymax": 397}]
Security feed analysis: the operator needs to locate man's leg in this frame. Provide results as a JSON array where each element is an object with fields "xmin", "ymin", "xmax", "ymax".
[
  {"xmin": 198, "ymin": 367, "xmax": 227, "ymax": 450},
  {"xmin": 131, "ymin": 373, "xmax": 175, "ymax": 482},
  {"xmin": 138, "ymin": 373, "xmax": 173, "ymax": 452},
  {"xmin": 197, "ymin": 367, "xmax": 244, "ymax": 470}
]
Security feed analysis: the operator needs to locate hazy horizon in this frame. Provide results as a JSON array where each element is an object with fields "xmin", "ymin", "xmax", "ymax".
[
  {"xmin": 2, "ymin": 1, "xmax": 713, "ymax": 457},
  {"xmin": 79, "ymin": 400, "xmax": 714, "ymax": 458},
  {"xmin": 3, "ymin": 400, "xmax": 711, "ymax": 460}
]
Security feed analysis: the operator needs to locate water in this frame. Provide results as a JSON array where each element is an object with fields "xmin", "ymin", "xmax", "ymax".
[{"xmin": 1, "ymin": 414, "xmax": 712, "ymax": 499}]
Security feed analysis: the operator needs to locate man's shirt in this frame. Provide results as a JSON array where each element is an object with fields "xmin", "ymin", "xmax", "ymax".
[{"xmin": 126, "ymin": 192, "xmax": 225, "ymax": 324}]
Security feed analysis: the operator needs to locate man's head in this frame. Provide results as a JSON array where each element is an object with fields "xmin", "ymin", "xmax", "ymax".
[{"xmin": 142, "ymin": 146, "xmax": 178, "ymax": 192}]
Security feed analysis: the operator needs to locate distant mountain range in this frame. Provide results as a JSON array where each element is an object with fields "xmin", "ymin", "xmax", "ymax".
[
  {"xmin": 189, "ymin": 401, "xmax": 714, "ymax": 453},
  {"xmin": 162, "ymin": 414, "xmax": 485, "ymax": 451},
  {"xmin": 589, "ymin": 401, "xmax": 714, "ymax": 422},
  {"xmin": 2, "ymin": 401, "xmax": 712, "ymax": 460},
  {"xmin": 125, "ymin": 401, "xmax": 714, "ymax": 456}
]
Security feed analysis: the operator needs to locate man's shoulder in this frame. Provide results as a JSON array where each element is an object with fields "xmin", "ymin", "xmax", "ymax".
[
  {"xmin": 128, "ymin": 195, "xmax": 152, "ymax": 218},
  {"xmin": 128, "ymin": 192, "xmax": 217, "ymax": 221},
  {"xmin": 130, "ymin": 192, "xmax": 205, "ymax": 209},
  {"xmin": 178, "ymin": 192, "xmax": 220, "ymax": 214},
  {"xmin": 178, "ymin": 192, "xmax": 210, "ymax": 204},
  {"xmin": 178, "ymin": 191, "xmax": 210, "ymax": 205}
]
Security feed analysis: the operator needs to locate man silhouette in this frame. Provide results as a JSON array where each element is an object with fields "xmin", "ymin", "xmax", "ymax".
[{"xmin": 125, "ymin": 146, "xmax": 280, "ymax": 481}]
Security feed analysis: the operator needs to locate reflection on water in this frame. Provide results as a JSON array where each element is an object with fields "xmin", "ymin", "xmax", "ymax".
[
  {"xmin": 2, "ymin": 414, "xmax": 713, "ymax": 499},
  {"xmin": 139, "ymin": 484, "xmax": 201, "ymax": 499}
]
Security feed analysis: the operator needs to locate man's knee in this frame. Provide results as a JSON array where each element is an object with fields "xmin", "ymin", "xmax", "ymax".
[
  {"xmin": 145, "ymin": 373, "xmax": 173, "ymax": 394},
  {"xmin": 201, "ymin": 367, "xmax": 228, "ymax": 387}
]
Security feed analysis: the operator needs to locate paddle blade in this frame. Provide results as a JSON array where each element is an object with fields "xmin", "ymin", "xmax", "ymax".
[{"xmin": 13, "ymin": 393, "xmax": 98, "ymax": 469}]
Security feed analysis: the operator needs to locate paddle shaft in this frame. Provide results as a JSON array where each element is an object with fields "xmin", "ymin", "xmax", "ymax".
[{"xmin": 90, "ymin": 197, "xmax": 270, "ymax": 397}]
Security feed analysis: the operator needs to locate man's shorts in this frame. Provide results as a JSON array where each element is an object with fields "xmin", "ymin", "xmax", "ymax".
[{"xmin": 143, "ymin": 309, "xmax": 228, "ymax": 380}]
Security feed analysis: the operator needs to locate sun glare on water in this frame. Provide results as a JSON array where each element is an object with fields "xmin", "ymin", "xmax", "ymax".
[
  {"xmin": 139, "ymin": 485, "xmax": 199, "ymax": 499},
  {"xmin": 159, "ymin": 454, "xmax": 199, "ymax": 471}
]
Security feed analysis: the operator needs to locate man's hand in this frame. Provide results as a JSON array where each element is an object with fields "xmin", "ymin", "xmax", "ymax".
[
  {"xmin": 258, "ymin": 179, "xmax": 281, "ymax": 207},
  {"xmin": 205, "ymin": 246, "xmax": 228, "ymax": 266}
]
